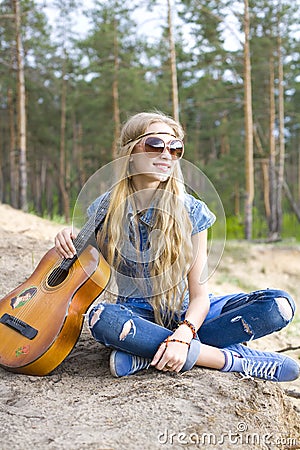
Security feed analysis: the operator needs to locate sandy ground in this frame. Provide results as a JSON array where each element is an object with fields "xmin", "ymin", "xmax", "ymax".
[{"xmin": 0, "ymin": 203, "xmax": 299, "ymax": 450}]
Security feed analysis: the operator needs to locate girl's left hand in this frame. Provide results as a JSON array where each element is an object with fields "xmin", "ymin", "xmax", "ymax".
[{"xmin": 150, "ymin": 327, "xmax": 193, "ymax": 373}]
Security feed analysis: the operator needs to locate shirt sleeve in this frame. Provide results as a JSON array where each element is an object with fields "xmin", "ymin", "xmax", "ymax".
[
  {"xmin": 186, "ymin": 195, "xmax": 216, "ymax": 235},
  {"xmin": 87, "ymin": 192, "xmax": 110, "ymax": 218}
]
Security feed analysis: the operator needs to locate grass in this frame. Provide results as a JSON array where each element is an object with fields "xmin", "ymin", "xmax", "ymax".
[
  {"xmin": 285, "ymin": 314, "xmax": 300, "ymax": 341},
  {"xmin": 215, "ymin": 273, "xmax": 257, "ymax": 292},
  {"xmin": 225, "ymin": 213, "xmax": 300, "ymax": 242}
]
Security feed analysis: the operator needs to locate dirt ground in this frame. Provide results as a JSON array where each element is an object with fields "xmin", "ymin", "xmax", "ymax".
[{"xmin": 0, "ymin": 203, "xmax": 299, "ymax": 450}]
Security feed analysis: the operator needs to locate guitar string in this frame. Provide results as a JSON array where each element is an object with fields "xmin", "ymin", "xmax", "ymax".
[
  {"xmin": 10, "ymin": 213, "xmax": 99, "ymax": 325},
  {"xmin": 10, "ymin": 198, "xmax": 110, "ymax": 325},
  {"xmin": 10, "ymin": 197, "xmax": 110, "ymax": 328}
]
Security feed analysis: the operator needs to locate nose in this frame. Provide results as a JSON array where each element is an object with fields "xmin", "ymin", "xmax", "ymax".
[{"xmin": 161, "ymin": 145, "xmax": 172, "ymax": 159}]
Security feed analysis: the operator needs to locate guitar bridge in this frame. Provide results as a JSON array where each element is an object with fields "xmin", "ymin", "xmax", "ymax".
[{"xmin": 0, "ymin": 313, "xmax": 38, "ymax": 339}]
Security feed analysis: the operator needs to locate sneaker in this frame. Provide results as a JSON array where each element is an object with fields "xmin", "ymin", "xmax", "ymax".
[
  {"xmin": 110, "ymin": 350, "xmax": 151, "ymax": 377},
  {"xmin": 222, "ymin": 343, "xmax": 300, "ymax": 382}
]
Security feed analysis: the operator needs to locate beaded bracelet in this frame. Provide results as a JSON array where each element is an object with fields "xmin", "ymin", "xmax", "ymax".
[
  {"xmin": 163, "ymin": 337, "xmax": 191, "ymax": 349},
  {"xmin": 178, "ymin": 319, "xmax": 197, "ymax": 339}
]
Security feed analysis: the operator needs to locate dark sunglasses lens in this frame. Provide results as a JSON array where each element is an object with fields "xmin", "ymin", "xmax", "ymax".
[
  {"xmin": 144, "ymin": 137, "xmax": 165, "ymax": 154},
  {"xmin": 169, "ymin": 140, "xmax": 184, "ymax": 159},
  {"xmin": 143, "ymin": 137, "xmax": 184, "ymax": 159}
]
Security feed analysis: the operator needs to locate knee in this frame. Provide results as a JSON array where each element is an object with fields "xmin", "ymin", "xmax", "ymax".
[
  {"xmin": 89, "ymin": 303, "xmax": 106, "ymax": 329},
  {"xmin": 259, "ymin": 289, "xmax": 296, "ymax": 334},
  {"xmin": 89, "ymin": 303, "xmax": 105, "ymax": 328},
  {"xmin": 275, "ymin": 297, "xmax": 294, "ymax": 322},
  {"xmin": 89, "ymin": 302, "xmax": 125, "ymax": 325},
  {"xmin": 88, "ymin": 303, "xmax": 136, "ymax": 345},
  {"xmin": 273, "ymin": 290, "xmax": 295, "ymax": 323}
]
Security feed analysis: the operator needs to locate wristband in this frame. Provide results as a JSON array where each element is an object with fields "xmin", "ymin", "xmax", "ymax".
[
  {"xmin": 178, "ymin": 319, "xmax": 197, "ymax": 339},
  {"xmin": 163, "ymin": 337, "xmax": 191, "ymax": 348}
]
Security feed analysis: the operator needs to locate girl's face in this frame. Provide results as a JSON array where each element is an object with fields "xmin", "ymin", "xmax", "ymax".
[{"xmin": 130, "ymin": 122, "xmax": 181, "ymax": 187}]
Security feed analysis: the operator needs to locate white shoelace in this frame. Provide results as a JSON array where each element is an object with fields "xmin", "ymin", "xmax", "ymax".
[
  {"xmin": 131, "ymin": 356, "xmax": 151, "ymax": 373},
  {"xmin": 241, "ymin": 359, "xmax": 279, "ymax": 380}
]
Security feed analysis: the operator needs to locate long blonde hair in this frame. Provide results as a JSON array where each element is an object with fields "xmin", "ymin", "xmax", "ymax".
[{"xmin": 98, "ymin": 112, "xmax": 193, "ymax": 326}]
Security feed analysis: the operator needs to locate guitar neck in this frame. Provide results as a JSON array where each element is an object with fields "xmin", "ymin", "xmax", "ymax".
[
  {"xmin": 59, "ymin": 195, "xmax": 110, "ymax": 271},
  {"xmin": 60, "ymin": 214, "xmax": 98, "ymax": 271}
]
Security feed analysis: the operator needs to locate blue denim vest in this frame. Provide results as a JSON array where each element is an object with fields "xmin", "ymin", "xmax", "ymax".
[{"xmin": 88, "ymin": 191, "xmax": 216, "ymax": 311}]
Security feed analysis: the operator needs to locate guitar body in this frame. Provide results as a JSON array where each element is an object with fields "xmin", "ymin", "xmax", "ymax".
[{"xmin": 0, "ymin": 245, "xmax": 110, "ymax": 376}]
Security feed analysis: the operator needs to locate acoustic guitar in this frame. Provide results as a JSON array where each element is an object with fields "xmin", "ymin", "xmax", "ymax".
[{"xmin": 0, "ymin": 211, "xmax": 110, "ymax": 376}]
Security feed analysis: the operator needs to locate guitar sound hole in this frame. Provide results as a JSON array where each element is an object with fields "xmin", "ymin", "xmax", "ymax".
[{"xmin": 47, "ymin": 267, "xmax": 69, "ymax": 287}]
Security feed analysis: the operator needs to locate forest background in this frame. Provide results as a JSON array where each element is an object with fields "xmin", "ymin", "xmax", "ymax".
[{"xmin": 0, "ymin": 0, "xmax": 300, "ymax": 242}]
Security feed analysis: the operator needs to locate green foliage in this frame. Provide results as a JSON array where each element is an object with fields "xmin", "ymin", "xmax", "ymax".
[
  {"xmin": 226, "ymin": 215, "xmax": 244, "ymax": 240},
  {"xmin": 0, "ymin": 0, "xmax": 299, "ymax": 236},
  {"xmin": 281, "ymin": 213, "xmax": 300, "ymax": 241},
  {"xmin": 226, "ymin": 212, "xmax": 300, "ymax": 241}
]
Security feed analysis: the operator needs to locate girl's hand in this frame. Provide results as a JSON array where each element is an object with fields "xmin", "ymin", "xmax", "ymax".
[
  {"xmin": 150, "ymin": 326, "xmax": 193, "ymax": 373},
  {"xmin": 54, "ymin": 227, "xmax": 77, "ymax": 259}
]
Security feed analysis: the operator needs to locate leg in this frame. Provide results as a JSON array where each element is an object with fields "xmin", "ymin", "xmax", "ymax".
[
  {"xmin": 195, "ymin": 344, "xmax": 225, "ymax": 369},
  {"xmin": 89, "ymin": 303, "xmax": 200, "ymax": 373},
  {"xmin": 194, "ymin": 290, "xmax": 299, "ymax": 382},
  {"xmin": 193, "ymin": 342, "xmax": 299, "ymax": 383},
  {"xmin": 198, "ymin": 289, "xmax": 295, "ymax": 348}
]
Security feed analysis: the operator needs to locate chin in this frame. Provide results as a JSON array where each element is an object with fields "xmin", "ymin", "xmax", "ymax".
[
  {"xmin": 144, "ymin": 170, "xmax": 170, "ymax": 183},
  {"xmin": 150, "ymin": 172, "xmax": 170, "ymax": 182},
  {"xmin": 158, "ymin": 174, "xmax": 170, "ymax": 182}
]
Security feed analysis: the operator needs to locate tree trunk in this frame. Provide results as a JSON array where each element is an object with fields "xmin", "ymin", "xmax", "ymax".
[
  {"xmin": 298, "ymin": 145, "xmax": 300, "ymax": 204},
  {"xmin": 112, "ymin": 17, "xmax": 120, "ymax": 159},
  {"xmin": 277, "ymin": 29, "xmax": 285, "ymax": 236},
  {"xmin": 0, "ymin": 142, "xmax": 3, "ymax": 203},
  {"xmin": 262, "ymin": 160, "xmax": 271, "ymax": 220},
  {"xmin": 220, "ymin": 114, "xmax": 230, "ymax": 155},
  {"xmin": 40, "ymin": 158, "xmax": 47, "ymax": 214},
  {"xmin": 253, "ymin": 126, "xmax": 271, "ymax": 220},
  {"xmin": 234, "ymin": 181, "xmax": 240, "ymax": 216},
  {"xmin": 73, "ymin": 119, "xmax": 85, "ymax": 191},
  {"xmin": 13, "ymin": 0, "xmax": 27, "ymax": 211},
  {"xmin": 8, "ymin": 87, "xmax": 18, "ymax": 208},
  {"xmin": 282, "ymin": 177, "xmax": 300, "ymax": 222},
  {"xmin": 59, "ymin": 53, "xmax": 70, "ymax": 222},
  {"xmin": 77, "ymin": 123, "xmax": 85, "ymax": 187},
  {"xmin": 243, "ymin": 0, "xmax": 254, "ymax": 240},
  {"xmin": 34, "ymin": 156, "xmax": 42, "ymax": 215},
  {"xmin": 167, "ymin": 0, "xmax": 179, "ymax": 122},
  {"xmin": 268, "ymin": 55, "xmax": 278, "ymax": 239}
]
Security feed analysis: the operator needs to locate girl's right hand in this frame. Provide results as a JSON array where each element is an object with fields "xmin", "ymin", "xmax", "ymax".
[{"xmin": 54, "ymin": 227, "xmax": 77, "ymax": 259}]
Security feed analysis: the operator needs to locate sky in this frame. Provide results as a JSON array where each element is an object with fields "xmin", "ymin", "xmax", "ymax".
[{"xmin": 38, "ymin": 0, "xmax": 243, "ymax": 51}]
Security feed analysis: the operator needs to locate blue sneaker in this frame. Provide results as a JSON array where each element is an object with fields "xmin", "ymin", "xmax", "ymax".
[
  {"xmin": 222, "ymin": 344, "xmax": 300, "ymax": 382},
  {"xmin": 110, "ymin": 350, "xmax": 151, "ymax": 377}
]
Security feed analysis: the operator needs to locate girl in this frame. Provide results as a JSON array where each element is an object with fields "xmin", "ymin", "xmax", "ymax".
[{"xmin": 55, "ymin": 112, "xmax": 299, "ymax": 381}]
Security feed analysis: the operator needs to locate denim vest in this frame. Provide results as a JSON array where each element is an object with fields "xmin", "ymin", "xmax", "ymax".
[{"xmin": 88, "ymin": 191, "xmax": 216, "ymax": 311}]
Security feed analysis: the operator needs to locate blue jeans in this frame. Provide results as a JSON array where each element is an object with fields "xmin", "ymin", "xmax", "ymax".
[{"xmin": 88, "ymin": 289, "xmax": 295, "ymax": 368}]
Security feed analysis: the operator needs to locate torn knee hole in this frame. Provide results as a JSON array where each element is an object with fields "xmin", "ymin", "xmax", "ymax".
[
  {"xmin": 275, "ymin": 297, "xmax": 293, "ymax": 321},
  {"xmin": 119, "ymin": 319, "xmax": 136, "ymax": 341},
  {"xmin": 90, "ymin": 306, "xmax": 104, "ymax": 328}
]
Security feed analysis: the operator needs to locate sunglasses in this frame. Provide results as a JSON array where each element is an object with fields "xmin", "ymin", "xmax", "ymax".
[
  {"xmin": 126, "ymin": 131, "xmax": 184, "ymax": 160},
  {"xmin": 138, "ymin": 135, "xmax": 184, "ymax": 161},
  {"xmin": 141, "ymin": 136, "xmax": 184, "ymax": 160}
]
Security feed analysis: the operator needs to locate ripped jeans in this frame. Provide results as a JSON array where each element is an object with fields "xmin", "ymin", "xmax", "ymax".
[{"xmin": 88, "ymin": 289, "xmax": 295, "ymax": 367}]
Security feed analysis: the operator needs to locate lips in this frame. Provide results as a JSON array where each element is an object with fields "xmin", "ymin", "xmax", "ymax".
[{"xmin": 153, "ymin": 163, "xmax": 171, "ymax": 172}]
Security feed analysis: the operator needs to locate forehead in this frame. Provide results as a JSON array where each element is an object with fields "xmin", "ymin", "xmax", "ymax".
[{"xmin": 144, "ymin": 122, "xmax": 175, "ymax": 136}]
